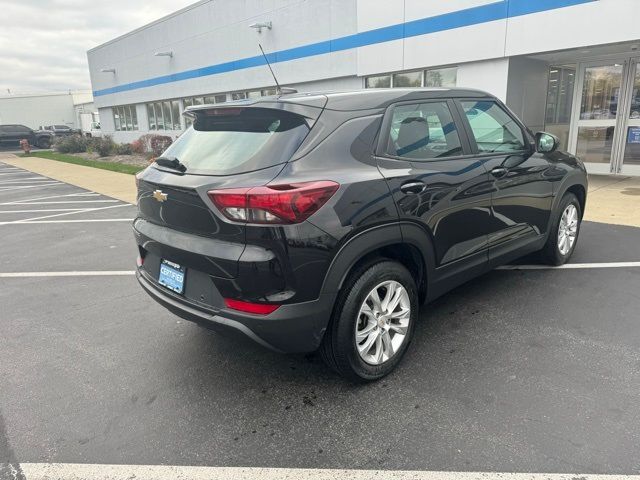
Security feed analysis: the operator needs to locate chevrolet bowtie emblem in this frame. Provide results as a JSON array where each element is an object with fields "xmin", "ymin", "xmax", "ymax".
[{"xmin": 153, "ymin": 189, "xmax": 168, "ymax": 202}]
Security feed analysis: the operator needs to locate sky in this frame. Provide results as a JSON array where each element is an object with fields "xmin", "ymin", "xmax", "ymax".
[{"xmin": 0, "ymin": 0, "xmax": 196, "ymax": 94}]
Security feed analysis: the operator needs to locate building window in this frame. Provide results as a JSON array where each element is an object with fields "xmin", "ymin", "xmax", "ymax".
[
  {"xmin": 425, "ymin": 67, "xmax": 457, "ymax": 87},
  {"xmin": 365, "ymin": 75, "xmax": 391, "ymax": 88},
  {"xmin": 113, "ymin": 105, "xmax": 138, "ymax": 131},
  {"xmin": 392, "ymin": 71, "xmax": 422, "ymax": 88},
  {"xmin": 231, "ymin": 92, "xmax": 247, "ymax": 101},
  {"xmin": 261, "ymin": 88, "xmax": 277, "ymax": 96},
  {"xmin": 146, "ymin": 101, "xmax": 182, "ymax": 130},
  {"xmin": 544, "ymin": 65, "xmax": 576, "ymax": 151}
]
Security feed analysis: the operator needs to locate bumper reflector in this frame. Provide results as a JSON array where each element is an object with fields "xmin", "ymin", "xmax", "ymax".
[{"xmin": 224, "ymin": 298, "xmax": 280, "ymax": 315}]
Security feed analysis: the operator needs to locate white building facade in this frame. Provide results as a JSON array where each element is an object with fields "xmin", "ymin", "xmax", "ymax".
[
  {"xmin": 88, "ymin": 0, "xmax": 640, "ymax": 174},
  {"xmin": 0, "ymin": 91, "xmax": 95, "ymax": 130}
]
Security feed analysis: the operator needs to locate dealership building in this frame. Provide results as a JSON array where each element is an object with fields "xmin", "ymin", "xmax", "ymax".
[{"xmin": 88, "ymin": 0, "xmax": 640, "ymax": 174}]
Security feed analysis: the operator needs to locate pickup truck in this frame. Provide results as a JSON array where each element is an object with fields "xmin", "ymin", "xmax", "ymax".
[
  {"xmin": 0, "ymin": 124, "xmax": 54, "ymax": 148},
  {"xmin": 43, "ymin": 125, "xmax": 81, "ymax": 136}
]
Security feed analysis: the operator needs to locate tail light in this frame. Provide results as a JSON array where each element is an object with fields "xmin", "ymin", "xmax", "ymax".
[
  {"xmin": 224, "ymin": 298, "xmax": 280, "ymax": 315},
  {"xmin": 208, "ymin": 181, "xmax": 339, "ymax": 224}
]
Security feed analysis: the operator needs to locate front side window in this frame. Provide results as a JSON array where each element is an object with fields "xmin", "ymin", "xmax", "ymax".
[
  {"xmin": 386, "ymin": 102, "xmax": 462, "ymax": 160},
  {"xmin": 461, "ymin": 101, "xmax": 526, "ymax": 153}
]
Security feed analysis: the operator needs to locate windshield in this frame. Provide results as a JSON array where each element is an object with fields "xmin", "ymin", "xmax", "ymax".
[{"xmin": 158, "ymin": 108, "xmax": 309, "ymax": 175}]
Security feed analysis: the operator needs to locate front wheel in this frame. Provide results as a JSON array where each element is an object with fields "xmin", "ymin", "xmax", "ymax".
[
  {"xmin": 540, "ymin": 192, "xmax": 582, "ymax": 265},
  {"xmin": 37, "ymin": 137, "xmax": 51, "ymax": 149},
  {"xmin": 320, "ymin": 259, "xmax": 418, "ymax": 383}
]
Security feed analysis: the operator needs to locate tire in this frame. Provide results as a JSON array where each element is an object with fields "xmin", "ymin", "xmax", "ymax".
[
  {"xmin": 319, "ymin": 259, "xmax": 418, "ymax": 383},
  {"xmin": 37, "ymin": 137, "xmax": 51, "ymax": 149},
  {"xmin": 539, "ymin": 192, "xmax": 582, "ymax": 266}
]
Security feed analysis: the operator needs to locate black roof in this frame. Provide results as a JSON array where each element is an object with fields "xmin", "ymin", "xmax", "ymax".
[{"xmin": 185, "ymin": 87, "xmax": 494, "ymax": 114}]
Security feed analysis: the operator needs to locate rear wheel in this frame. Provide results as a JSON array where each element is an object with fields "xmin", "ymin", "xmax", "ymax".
[
  {"xmin": 320, "ymin": 259, "xmax": 418, "ymax": 383},
  {"xmin": 37, "ymin": 137, "xmax": 51, "ymax": 149},
  {"xmin": 540, "ymin": 192, "xmax": 582, "ymax": 265}
]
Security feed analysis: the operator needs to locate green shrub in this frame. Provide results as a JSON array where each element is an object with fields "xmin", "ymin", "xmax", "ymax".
[
  {"xmin": 90, "ymin": 136, "xmax": 115, "ymax": 157},
  {"xmin": 54, "ymin": 135, "xmax": 90, "ymax": 153},
  {"xmin": 115, "ymin": 143, "xmax": 133, "ymax": 155}
]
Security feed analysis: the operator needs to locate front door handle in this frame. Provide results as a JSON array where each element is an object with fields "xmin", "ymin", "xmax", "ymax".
[
  {"xmin": 490, "ymin": 167, "xmax": 508, "ymax": 178},
  {"xmin": 400, "ymin": 181, "xmax": 425, "ymax": 194}
]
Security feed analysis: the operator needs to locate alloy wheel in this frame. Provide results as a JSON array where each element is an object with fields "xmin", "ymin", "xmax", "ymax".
[
  {"xmin": 355, "ymin": 280, "xmax": 411, "ymax": 365},
  {"xmin": 557, "ymin": 203, "xmax": 579, "ymax": 256}
]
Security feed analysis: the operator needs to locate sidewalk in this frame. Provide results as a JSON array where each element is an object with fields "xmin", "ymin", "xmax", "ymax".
[
  {"xmin": 0, "ymin": 153, "xmax": 137, "ymax": 204},
  {"xmin": 1, "ymin": 153, "xmax": 639, "ymax": 227}
]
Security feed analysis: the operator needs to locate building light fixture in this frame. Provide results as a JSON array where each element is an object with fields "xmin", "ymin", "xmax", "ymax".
[
  {"xmin": 154, "ymin": 51, "xmax": 174, "ymax": 58},
  {"xmin": 249, "ymin": 21, "xmax": 272, "ymax": 33},
  {"xmin": 100, "ymin": 68, "xmax": 116, "ymax": 73}
]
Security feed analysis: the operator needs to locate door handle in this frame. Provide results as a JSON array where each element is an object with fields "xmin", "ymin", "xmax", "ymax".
[
  {"xmin": 400, "ymin": 181, "xmax": 425, "ymax": 194},
  {"xmin": 490, "ymin": 167, "xmax": 508, "ymax": 178}
]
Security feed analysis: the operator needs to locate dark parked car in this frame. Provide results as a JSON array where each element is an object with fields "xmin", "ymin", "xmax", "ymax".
[
  {"xmin": 43, "ymin": 124, "xmax": 80, "ymax": 136},
  {"xmin": 133, "ymin": 88, "xmax": 587, "ymax": 382},
  {"xmin": 0, "ymin": 124, "xmax": 53, "ymax": 148}
]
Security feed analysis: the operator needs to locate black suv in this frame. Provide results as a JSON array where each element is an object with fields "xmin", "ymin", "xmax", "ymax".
[
  {"xmin": 134, "ymin": 89, "xmax": 587, "ymax": 382},
  {"xmin": 0, "ymin": 124, "xmax": 53, "ymax": 148}
]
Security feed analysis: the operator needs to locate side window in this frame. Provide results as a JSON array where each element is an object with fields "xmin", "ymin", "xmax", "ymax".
[
  {"xmin": 460, "ymin": 101, "xmax": 525, "ymax": 153},
  {"xmin": 386, "ymin": 102, "xmax": 462, "ymax": 160}
]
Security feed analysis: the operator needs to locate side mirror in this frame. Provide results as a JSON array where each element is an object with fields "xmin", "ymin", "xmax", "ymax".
[{"xmin": 535, "ymin": 131, "xmax": 559, "ymax": 153}]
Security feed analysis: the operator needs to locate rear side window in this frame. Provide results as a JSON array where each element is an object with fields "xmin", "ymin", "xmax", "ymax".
[
  {"xmin": 460, "ymin": 101, "xmax": 525, "ymax": 153},
  {"xmin": 160, "ymin": 108, "xmax": 309, "ymax": 175},
  {"xmin": 386, "ymin": 102, "xmax": 462, "ymax": 160}
]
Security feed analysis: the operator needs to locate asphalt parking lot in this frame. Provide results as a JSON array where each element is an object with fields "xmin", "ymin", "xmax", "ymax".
[{"xmin": 1, "ymin": 161, "xmax": 640, "ymax": 476}]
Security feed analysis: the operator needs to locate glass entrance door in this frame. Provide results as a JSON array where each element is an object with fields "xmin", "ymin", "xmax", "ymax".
[
  {"xmin": 619, "ymin": 60, "xmax": 640, "ymax": 174},
  {"xmin": 570, "ymin": 62, "xmax": 624, "ymax": 174}
]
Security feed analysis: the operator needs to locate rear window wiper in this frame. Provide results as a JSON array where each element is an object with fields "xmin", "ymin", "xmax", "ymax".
[{"xmin": 155, "ymin": 156, "xmax": 187, "ymax": 173}]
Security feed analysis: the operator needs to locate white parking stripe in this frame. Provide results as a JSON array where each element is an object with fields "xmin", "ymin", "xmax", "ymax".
[
  {"xmin": 0, "ymin": 192, "xmax": 104, "ymax": 205},
  {"xmin": 2, "ymin": 203, "xmax": 131, "ymax": 224},
  {"xmin": 0, "ymin": 218, "xmax": 134, "ymax": 224},
  {"xmin": 0, "ymin": 209, "xmax": 91, "ymax": 213},
  {"xmin": 0, "ymin": 183, "xmax": 62, "ymax": 193},
  {"xmin": 16, "ymin": 464, "xmax": 640, "ymax": 480},
  {"xmin": 0, "ymin": 271, "xmax": 135, "ymax": 278},
  {"xmin": 3, "ymin": 200, "xmax": 119, "ymax": 205},
  {"xmin": 498, "ymin": 262, "xmax": 640, "ymax": 270}
]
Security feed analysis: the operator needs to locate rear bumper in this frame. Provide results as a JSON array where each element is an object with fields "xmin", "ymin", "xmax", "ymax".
[{"xmin": 137, "ymin": 270, "xmax": 335, "ymax": 353}]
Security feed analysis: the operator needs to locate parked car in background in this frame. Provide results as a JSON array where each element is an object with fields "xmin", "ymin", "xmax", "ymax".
[
  {"xmin": 43, "ymin": 125, "xmax": 81, "ymax": 136},
  {"xmin": 0, "ymin": 124, "xmax": 53, "ymax": 148},
  {"xmin": 133, "ymin": 88, "xmax": 588, "ymax": 382}
]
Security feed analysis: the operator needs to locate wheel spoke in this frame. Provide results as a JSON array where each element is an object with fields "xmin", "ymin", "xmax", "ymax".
[
  {"xmin": 386, "ymin": 286, "xmax": 403, "ymax": 315},
  {"xmin": 356, "ymin": 321, "xmax": 377, "ymax": 342},
  {"xmin": 358, "ymin": 329, "xmax": 378, "ymax": 354},
  {"xmin": 389, "ymin": 323, "xmax": 408, "ymax": 335},
  {"xmin": 374, "ymin": 335, "xmax": 384, "ymax": 363},
  {"xmin": 380, "ymin": 282, "xmax": 395, "ymax": 312},
  {"xmin": 369, "ymin": 288, "xmax": 383, "ymax": 312},
  {"xmin": 381, "ymin": 331, "xmax": 394, "ymax": 357}
]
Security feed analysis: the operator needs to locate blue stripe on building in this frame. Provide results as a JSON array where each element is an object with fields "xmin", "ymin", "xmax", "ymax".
[{"xmin": 93, "ymin": 0, "xmax": 596, "ymax": 97}]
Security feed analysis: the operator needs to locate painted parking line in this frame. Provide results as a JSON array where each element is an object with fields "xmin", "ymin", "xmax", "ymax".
[
  {"xmin": 0, "ymin": 218, "xmax": 134, "ymax": 224},
  {"xmin": 0, "ymin": 271, "xmax": 135, "ymax": 278},
  {"xmin": 15, "ymin": 464, "xmax": 640, "ymax": 480},
  {"xmin": 1, "ymin": 203, "xmax": 132, "ymax": 224},
  {"xmin": 0, "ymin": 192, "xmax": 103, "ymax": 205},
  {"xmin": 0, "ymin": 183, "xmax": 62, "ymax": 193},
  {"xmin": 497, "ymin": 262, "xmax": 640, "ymax": 270}
]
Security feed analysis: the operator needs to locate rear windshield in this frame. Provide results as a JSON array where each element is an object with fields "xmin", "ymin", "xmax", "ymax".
[{"xmin": 158, "ymin": 108, "xmax": 309, "ymax": 175}]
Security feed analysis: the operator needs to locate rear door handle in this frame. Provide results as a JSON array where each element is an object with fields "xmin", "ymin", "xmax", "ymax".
[
  {"xmin": 400, "ymin": 181, "xmax": 425, "ymax": 194},
  {"xmin": 490, "ymin": 167, "xmax": 508, "ymax": 178}
]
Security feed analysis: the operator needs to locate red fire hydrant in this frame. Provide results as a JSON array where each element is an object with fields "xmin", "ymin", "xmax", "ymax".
[{"xmin": 20, "ymin": 138, "xmax": 31, "ymax": 154}]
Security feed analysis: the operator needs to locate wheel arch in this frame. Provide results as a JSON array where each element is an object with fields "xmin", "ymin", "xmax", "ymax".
[{"xmin": 320, "ymin": 222, "xmax": 435, "ymax": 305}]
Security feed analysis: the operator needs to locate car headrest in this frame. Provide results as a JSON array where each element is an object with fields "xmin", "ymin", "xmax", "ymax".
[{"xmin": 396, "ymin": 117, "xmax": 429, "ymax": 157}]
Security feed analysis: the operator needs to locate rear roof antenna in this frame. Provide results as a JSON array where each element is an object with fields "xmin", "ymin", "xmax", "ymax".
[{"xmin": 258, "ymin": 44, "xmax": 297, "ymax": 95}]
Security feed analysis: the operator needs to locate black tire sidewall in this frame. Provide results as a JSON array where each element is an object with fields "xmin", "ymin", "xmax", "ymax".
[
  {"xmin": 37, "ymin": 138, "xmax": 50, "ymax": 149},
  {"xmin": 332, "ymin": 261, "xmax": 418, "ymax": 382}
]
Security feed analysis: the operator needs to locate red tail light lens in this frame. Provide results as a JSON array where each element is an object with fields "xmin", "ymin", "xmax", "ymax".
[
  {"xmin": 224, "ymin": 298, "xmax": 280, "ymax": 315},
  {"xmin": 208, "ymin": 181, "xmax": 339, "ymax": 224}
]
